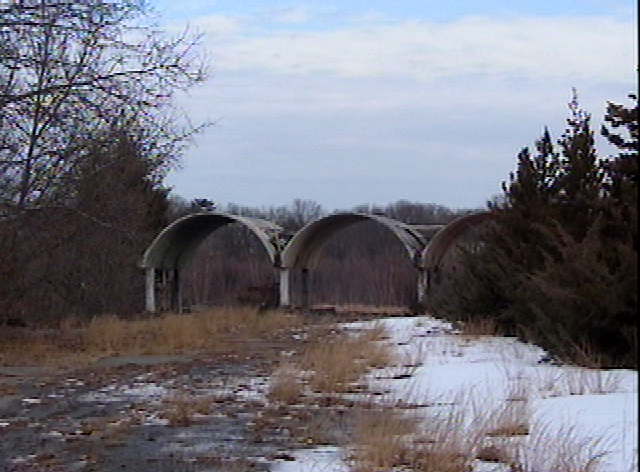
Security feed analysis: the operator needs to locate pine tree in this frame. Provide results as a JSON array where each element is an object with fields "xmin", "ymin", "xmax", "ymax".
[
  {"xmin": 600, "ymin": 93, "xmax": 638, "ymax": 247},
  {"xmin": 501, "ymin": 128, "xmax": 561, "ymax": 218},
  {"xmin": 429, "ymin": 91, "xmax": 637, "ymax": 367}
]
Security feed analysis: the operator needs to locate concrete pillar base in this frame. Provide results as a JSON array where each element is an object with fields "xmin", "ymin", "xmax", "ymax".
[
  {"xmin": 279, "ymin": 268, "xmax": 291, "ymax": 307},
  {"xmin": 145, "ymin": 267, "xmax": 156, "ymax": 313}
]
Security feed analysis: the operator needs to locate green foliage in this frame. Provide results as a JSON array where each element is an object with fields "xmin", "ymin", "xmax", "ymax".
[{"xmin": 430, "ymin": 91, "xmax": 638, "ymax": 368}]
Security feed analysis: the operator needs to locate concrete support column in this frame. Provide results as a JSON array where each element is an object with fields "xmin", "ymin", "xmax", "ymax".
[
  {"xmin": 416, "ymin": 268, "xmax": 427, "ymax": 305},
  {"xmin": 145, "ymin": 267, "xmax": 156, "ymax": 313},
  {"xmin": 171, "ymin": 268, "xmax": 182, "ymax": 313},
  {"xmin": 279, "ymin": 267, "xmax": 291, "ymax": 307},
  {"xmin": 301, "ymin": 268, "xmax": 310, "ymax": 308}
]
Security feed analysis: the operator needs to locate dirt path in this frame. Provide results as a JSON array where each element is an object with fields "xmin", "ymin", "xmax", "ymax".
[
  {"xmin": 0, "ymin": 342, "xmax": 312, "ymax": 471},
  {"xmin": 1, "ymin": 310, "xmax": 411, "ymax": 471}
]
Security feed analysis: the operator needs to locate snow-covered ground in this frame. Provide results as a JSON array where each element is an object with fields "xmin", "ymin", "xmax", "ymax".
[{"xmin": 273, "ymin": 316, "xmax": 638, "ymax": 472}]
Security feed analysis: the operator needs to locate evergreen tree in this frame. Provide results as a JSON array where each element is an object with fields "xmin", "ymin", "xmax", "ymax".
[
  {"xmin": 600, "ymin": 94, "xmax": 638, "ymax": 247},
  {"xmin": 429, "ymin": 91, "xmax": 637, "ymax": 368},
  {"xmin": 501, "ymin": 128, "xmax": 561, "ymax": 217}
]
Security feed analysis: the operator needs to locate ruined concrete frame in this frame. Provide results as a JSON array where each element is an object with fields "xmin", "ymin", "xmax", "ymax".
[
  {"xmin": 140, "ymin": 210, "xmax": 489, "ymax": 313},
  {"xmin": 421, "ymin": 211, "xmax": 497, "ymax": 291},
  {"xmin": 140, "ymin": 212, "xmax": 283, "ymax": 313},
  {"xmin": 279, "ymin": 212, "xmax": 428, "ymax": 307}
]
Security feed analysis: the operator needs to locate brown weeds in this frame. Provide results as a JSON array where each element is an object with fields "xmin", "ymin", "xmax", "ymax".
[
  {"xmin": 0, "ymin": 307, "xmax": 303, "ymax": 366},
  {"xmin": 160, "ymin": 391, "xmax": 218, "ymax": 427},
  {"xmin": 349, "ymin": 408, "xmax": 418, "ymax": 471},
  {"xmin": 485, "ymin": 399, "xmax": 531, "ymax": 437},
  {"xmin": 506, "ymin": 422, "xmax": 613, "ymax": 471},
  {"xmin": 458, "ymin": 317, "xmax": 503, "ymax": 338},
  {"xmin": 301, "ymin": 325, "xmax": 394, "ymax": 393},
  {"xmin": 267, "ymin": 362, "xmax": 304, "ymax": 404},
  {"xmin": 348, "ymin": 403, "xmax": 483, "ymax": 472}
]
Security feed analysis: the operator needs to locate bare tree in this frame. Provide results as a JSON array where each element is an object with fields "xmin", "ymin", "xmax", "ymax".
[
  {"xmin": 0, "ymin": 0, "xmax": 207, "ymax": 210},
  {"xmin": 0, "ymin": 1, "xmax": 209, "ymax": 322}
]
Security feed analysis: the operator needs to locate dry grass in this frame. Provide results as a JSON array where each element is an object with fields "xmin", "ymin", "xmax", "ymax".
[
  {"xmin": 505, "ymin": 378, "xmax": 531, "ymax": 402},
  {"xmin": 302, "ymin": 340, "xmax": 361, "ymax": 392},
  {"xmin": 384, "ymin": 340, "xmax": 426, "ymax": 380},
  {"xmin": 0, "ymin": 307, "xmax": 303, "ymax": 366},
  {"xmin": 84, "ymin": 307, "xmax": 302, "ymax": 354},
  {"xmin": 160, "ymin": 391, "xmax": 219, "ymax": 427},
  {"xmin": 349, "ymin": 408, "xmax": 418, "ymax": 471},
  {"xmin": 458, "ymin": 317, "xmax": 503, "ymax": 338},
  {"xmin": 506, "ymin": 422, "xmax": 613, "ymax": 472},
  {"xmin": 413, "ymin": 403, "xmax": 486, "ymax": 472},
  {"xmin": 161, "ymin": 393, "xmax": 197, "ymax": 427},
  {"xmin": 296, "ymin": 408, "xmax": 352, "ymax": 446},
  {"xmin": 267, "ymin": 362, "xmax": 304, "ymax": 404},
  {"xmin": 357, "ymin": 321, "xmax": 390, "ymax": 342},
  {"xmin": 301, "ymin": 325, "xmax": 395, "ymax": 393},
  {"xmin": 534, "ymin": 367, "xmax": 565, "ymax": 397},
  {"xmin": 485, "ymin": 400, "xmax": 531, "ymax": 437},
  {"xmin": 346, "ymin": 397, "xmax": 615, "ymax": 472},
  {"xmin": 348, "ymin": 403, "xmax": 484, "ymax": 472},
  {"xmin": 562, "ymin": 367, "xmax": 624, "ymax": 396},
  {"xmin": 534, "ymin": 365, "xmax": 624, "ymax": 398}
]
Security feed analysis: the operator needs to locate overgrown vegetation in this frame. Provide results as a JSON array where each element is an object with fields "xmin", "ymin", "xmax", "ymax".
[
  {"xmin": 0, "ymin": 307, "xmax": 302, "ymax": 366},
  {"xmin": 428, "ymin": 91, "xmax": 638, "ymax": 368},
  {"xmin": 0, "ymin": 0, "xmax": 207, "ymax": 322}
]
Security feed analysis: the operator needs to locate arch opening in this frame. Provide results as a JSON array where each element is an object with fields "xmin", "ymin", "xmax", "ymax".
[
  {"xmin": 141, "ymin": 212, "xmax": 282, "ymax": 312},
  {"xmin": 279, "ymin": 212, "xmax": 428, "ymax": 308},
  {"xmin": 421, "ymin": 211, "xmax": 498, "ymax": 291},
  {"xmin": 298, "ymin": 221, "xmax": 418, "ymax": 307},
  {"xmin": 181, "ymin": 223, "xmax": 278, "ymax": 309}
]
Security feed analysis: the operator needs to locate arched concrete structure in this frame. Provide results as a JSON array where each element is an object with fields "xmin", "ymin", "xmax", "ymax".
[
  {"xmin": 422, "ymin": 211, "xmax": 497, "ymax": 290},
  {"xmin": 141, "ymin": 211, "xmax": 283, "ymax": 312},
  {"xmin": 278, "ymin": 212, "xmax": 430, "ymax": 307}
]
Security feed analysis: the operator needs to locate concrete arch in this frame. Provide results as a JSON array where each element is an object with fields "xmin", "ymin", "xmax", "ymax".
[
  {"xmin": 422, "ymin": 211, "xmax": 498, "ymax": 289},
  {"xmin": 141, "ymin": 211, "xmax": 283, "ymax": 312},
  {"xmin": 278, "ymin": 212, "xmax": 428, "ymax": 307}
]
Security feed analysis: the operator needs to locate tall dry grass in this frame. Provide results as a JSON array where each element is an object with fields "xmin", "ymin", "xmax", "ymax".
[
  {"xmin": 267, "ymin": 362, "xmax": 304, "ymax": 404},
  {"xmin": 506, "ymin": 422, "xmax": 613, "ymax": 471},
  {"xmin": 300, "ymin": 324, "xmax": 395, "ymax": 393},
  {"xmin": 347, "ymin": 402, "xmax": 485, "ymax": 472},
  {"xmin": 348, "ymin": 408, "xmax": 419, "ymax": 471},
  {"xmin": 485, "ymin": 400, "xmax": 531, "ymax": 437},
  {"xmin": 0, "ymin": 307, "xmax": 303, "ymax": 366}
]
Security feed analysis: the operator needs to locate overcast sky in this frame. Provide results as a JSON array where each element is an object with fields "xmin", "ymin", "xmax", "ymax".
[{"xmin": 151, "ymin": 0, "xmax": 637, "ymax": 211}]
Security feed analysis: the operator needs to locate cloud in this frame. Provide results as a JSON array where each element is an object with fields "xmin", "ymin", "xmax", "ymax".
[
  {"xmin": 268, "ymin": 6, "xmax": 312, "ymax": 24},
  {"xmin": 186, "ymin": 14, "xmax": 243, "ymax": 35},
  {"xmin": 165, "ymin": 10, "xmax": 635, "ymax": 209},
  {"xmin": 196, "ymin": 15, "xmax": 634, "ymax": 84}
]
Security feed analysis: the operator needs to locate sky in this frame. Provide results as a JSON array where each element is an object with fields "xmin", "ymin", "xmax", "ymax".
[{"xmin": 151, "ymin": 0, "xmax": 637, "ymax": 211}]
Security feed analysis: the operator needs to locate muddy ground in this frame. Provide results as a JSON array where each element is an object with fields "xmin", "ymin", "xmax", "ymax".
[{"xmin": 0, "ymin": 312, "xmax": 389, "ymax": 472}]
